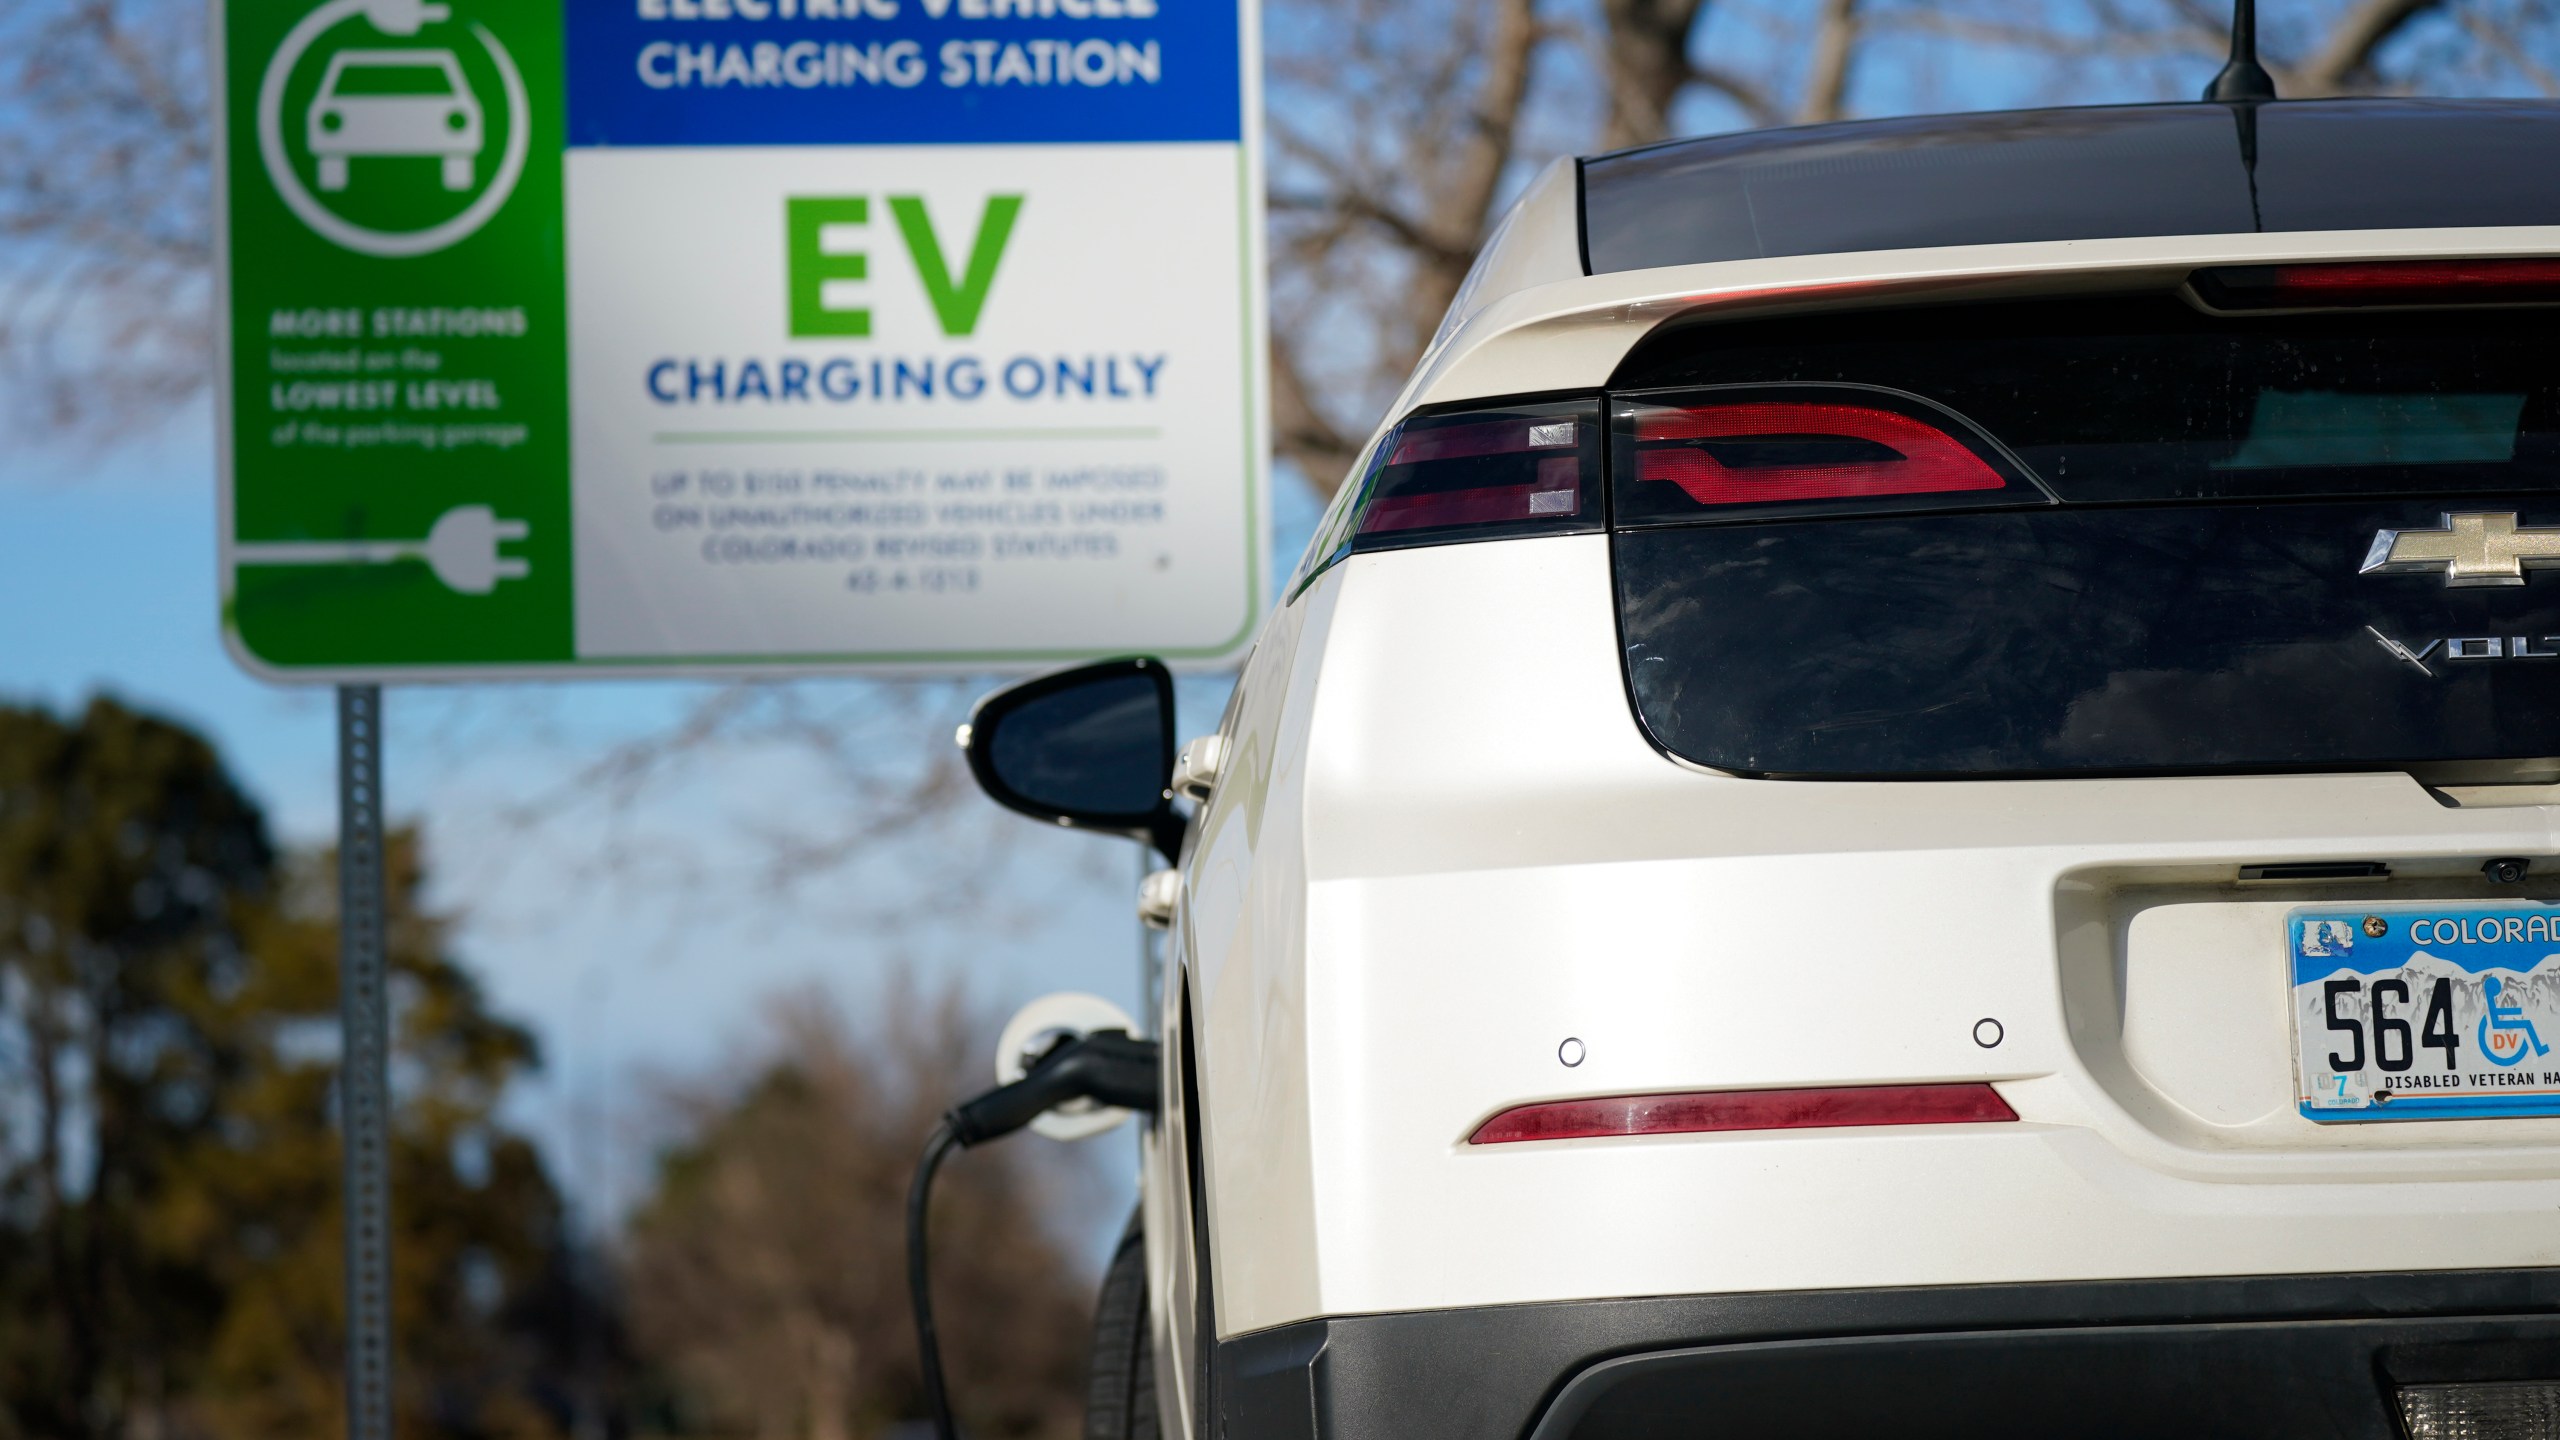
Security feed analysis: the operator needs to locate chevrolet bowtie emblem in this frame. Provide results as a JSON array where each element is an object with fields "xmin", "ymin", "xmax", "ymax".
[{"xmin": 2362, "ymin": 513, "xmax": 2560, "ymax": 588}]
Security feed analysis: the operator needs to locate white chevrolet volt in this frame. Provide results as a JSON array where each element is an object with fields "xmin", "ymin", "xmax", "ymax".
[{"xmin": 960, "ymin": 97, "xmax": 2560, "ymax": 1440}]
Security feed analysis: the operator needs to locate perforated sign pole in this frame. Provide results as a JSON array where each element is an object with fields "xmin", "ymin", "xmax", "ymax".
[{"xmin": 336, "ymin": 685, "xmax": 393, "ymax": 1440}]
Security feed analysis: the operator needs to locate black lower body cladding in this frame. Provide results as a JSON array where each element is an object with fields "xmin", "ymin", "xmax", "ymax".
[{"xmin": 1212, "ymin": 1269, "xmax": 2560, "ymax": 1440}]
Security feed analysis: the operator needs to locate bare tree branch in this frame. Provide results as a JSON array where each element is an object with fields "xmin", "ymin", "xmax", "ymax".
[
  {"xmin": 0, "ymin": 0, "xmax": 210, "ymax": 443},
  {"xmin": 1798, "ymin": 0, "xmax": 1866, "ymax": 122},
  {"xmin": 1266, "ymin": 0, "xmax": 1560, "ymax": 497},
  {"xmin": 1268, "ymin": 124, "xmax": 1479, "ymax": 267},
  {"xmin": 1600, "ymin": 0, "xmax": 1715, "ymax": 147},
  {"xmin": 1412, "ymin": 0, "xmax": 1545, "ymax": 314},
  {"xmin": 2292, "ymin": 0, "xmax": 2450, "ymax": 94},
  {"xmin": 1687, "ymin": 61, "xmax": 1787, "ymax": 127},
  {"xmin": 1269, "ymin": 334, "xmax": 1364, "ymax": 496},
  {"xmin": 2460, "ymin": 6, "xmax": 2560, "ymax": 94}
]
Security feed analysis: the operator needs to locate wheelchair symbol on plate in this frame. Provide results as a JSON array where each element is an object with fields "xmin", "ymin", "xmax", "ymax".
[
  {"xmin": 255, "ymin": 0, "xmax": 528, "ymax": 257},
  {"xmin": 2478, "ymin": 975, "xmax": 2551, "ymax": 1067}
]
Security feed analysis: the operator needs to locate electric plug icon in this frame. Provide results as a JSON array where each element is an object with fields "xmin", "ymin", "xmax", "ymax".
[
  {"xmin": 359, "ymin": 0, "xmax": 451, "ymax": 35},
  {"xmin": 418, "ymin": 505, "xmax": 529, "ymax": 593},
  {"xmin": 233, "ymin": 504, "xmax": 530, "ymax": 595}
]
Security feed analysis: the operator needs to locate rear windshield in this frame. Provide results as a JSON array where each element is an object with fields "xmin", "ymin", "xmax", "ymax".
[
  {"xmin": 1609, "ymin": 296, "xmax": 2560, "ymax": 779},
  {"xmin": 1579, "ymin": 100, "xmax": 2560, "ymax": 275}
]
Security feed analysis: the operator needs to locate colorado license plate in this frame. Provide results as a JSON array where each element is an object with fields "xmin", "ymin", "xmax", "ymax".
[{"xmin": 2292, "ymin": 904, "xmax": 2560, "ymax": 1122}]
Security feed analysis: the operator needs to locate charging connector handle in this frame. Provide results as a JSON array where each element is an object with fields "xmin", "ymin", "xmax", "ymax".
[
  {"xmin": 908, "ymin": 1029, "xmax": 1162, "ymax": 1440},
  {"xmin": 948, "ymin": 1028, "xmax": 1160, "ymax": 1143}
]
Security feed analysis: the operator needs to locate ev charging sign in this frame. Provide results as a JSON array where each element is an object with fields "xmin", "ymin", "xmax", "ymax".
[{"xmin": 214, "ymin": 0, "xmax": 1266, "ymax": 678}]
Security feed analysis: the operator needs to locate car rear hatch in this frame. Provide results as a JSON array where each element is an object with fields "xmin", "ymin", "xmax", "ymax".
[
  {"xmin": 1602, "ymin": 264, "xmax": 2560, "ymax": 1143},
  {"xmin": 1297, "ymin": 257, "xmax": 2560, "ymax": 1159}
]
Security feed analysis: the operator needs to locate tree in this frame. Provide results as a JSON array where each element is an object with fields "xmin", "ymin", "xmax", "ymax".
[
  {"xmin": 621, "ymin": 988, "xmax": 1094, "ymax": 1440},
  {"xmin": 0, "ymin": 696, "xmax": 576, "ymax": 1439},
  {"xmin": 0, "ymin": 0, "xmax": 210, "ymax": 438}
]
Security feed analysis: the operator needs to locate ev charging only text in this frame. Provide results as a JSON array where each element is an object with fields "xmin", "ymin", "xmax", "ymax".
[
  {"xmin": 645, "ymin": 354, "xmax": 1166, "ymax": 406},
  {"xmin": 648, "ymin": 191, "xmax": 1169, "ymax": 407}
]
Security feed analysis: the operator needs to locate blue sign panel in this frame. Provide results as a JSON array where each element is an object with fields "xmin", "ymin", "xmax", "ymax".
[{"xmin": 564, "ymin": 0, "xmax": 1244, "ymax": 146}]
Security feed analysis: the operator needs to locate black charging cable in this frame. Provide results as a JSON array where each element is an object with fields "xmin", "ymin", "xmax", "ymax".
[{"xmin": 907, "ymin": 1029, "xmax": 1161, "ymax": 1440}]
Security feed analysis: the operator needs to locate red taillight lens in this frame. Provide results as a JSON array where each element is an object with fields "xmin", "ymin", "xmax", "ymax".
[
  {"xmin": 1613, "ymin": 386, "xmax": 2032, "ymax": 526},
  {"xmin": 1347, "ymin": 400, "xmax": 1601, "ymax": 546},
  {"xmin": 1467, "ymin": 1082, "xmax": 2017, "ymax": 1145},
  {"xmin": 1358, "ymin": 454, "xmax": 1581, "ymax": 534},
  {"xmin": 2194, "ymin": 258, "xmax": 2560, "ymax": 309},
  {"xmin": 1633, "ymin": 400, "xmax": 2006, "ymax": 505}
]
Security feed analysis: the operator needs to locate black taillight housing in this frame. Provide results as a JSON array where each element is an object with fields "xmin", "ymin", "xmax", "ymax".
[
  {"xmin": 1288, "ymin": 396, "xmax": 1603, "ymax": 597},
  {"xmin": 1347, "ymin": 397, "xmax": 1603, "ymax": 551}
]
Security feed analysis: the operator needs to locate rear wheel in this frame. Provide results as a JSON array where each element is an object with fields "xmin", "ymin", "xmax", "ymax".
[{"xmin": 1085, "ymin": 1215, "xmax": 1160, "ymax": 1440}]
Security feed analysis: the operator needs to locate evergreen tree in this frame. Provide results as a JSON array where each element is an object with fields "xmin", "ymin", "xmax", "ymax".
[{"xmin": 0, "ymin": 697, "xmax": 576, "ymax": 1438}]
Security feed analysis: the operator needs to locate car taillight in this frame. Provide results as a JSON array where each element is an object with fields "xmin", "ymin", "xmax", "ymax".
[
  {"xmin": 2193, "ymin": 258, "xmax": 2560, "ymax": 309},
  {"xmin": 1282, "ymin": 396, "xmax": 1603, "ymax": 599},
  {"xmin": 1613, "ymin": 385, "xmax": 2040, "ymax": 527},
  {"xmin": 1345, "ymin": 398, "xmax": 1603, "ymax": 552},
  {"xmin": 1467, "ymin": 1082, "xmax": 2017, "ymax": 1144}
]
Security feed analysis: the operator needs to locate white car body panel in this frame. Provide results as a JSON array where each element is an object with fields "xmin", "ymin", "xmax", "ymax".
[{"xmin": 1178, "ymin": 535, "xmax": 2560, "ymax": 1344}]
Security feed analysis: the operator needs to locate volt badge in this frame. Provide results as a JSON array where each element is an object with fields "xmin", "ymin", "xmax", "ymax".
[{"xmin": 2362, "ymin": 512, "xmax": 2560, "ymax": 588}]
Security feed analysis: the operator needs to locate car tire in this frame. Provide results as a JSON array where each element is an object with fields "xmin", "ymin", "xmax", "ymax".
[{"xmin": 1085, "ymin": 1213, "xmax": 1160, "ymax": 1440}]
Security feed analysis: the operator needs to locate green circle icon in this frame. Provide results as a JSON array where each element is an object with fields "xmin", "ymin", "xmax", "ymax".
[{"xmin": 255, "ymin": 0, "xmax": 528, "ymax": 258}]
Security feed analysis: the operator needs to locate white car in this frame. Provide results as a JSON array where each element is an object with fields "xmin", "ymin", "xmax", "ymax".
[
  {"xmin": 306, "ymin": 49, "xmax": 483, "ymax": 193},
  {"xmin": 966, "ymin": 97, "xmax": 2560, "ymax": 1440}
]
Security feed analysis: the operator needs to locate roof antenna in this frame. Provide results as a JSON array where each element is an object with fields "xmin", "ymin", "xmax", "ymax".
[{"xmin": 2203, "ymin": 0, "xmax": 2279, "ymax": 101}]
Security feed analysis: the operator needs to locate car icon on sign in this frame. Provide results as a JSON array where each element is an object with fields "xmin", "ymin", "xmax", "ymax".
[{"xmin": 306, "ymin": 49, "xmax": 483, "ymax": 193}]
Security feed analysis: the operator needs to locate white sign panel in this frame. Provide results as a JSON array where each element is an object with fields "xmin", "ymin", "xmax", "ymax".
[{"xmin": 217, "ymin": 0, "xmax": 1266, "ymax": 679}]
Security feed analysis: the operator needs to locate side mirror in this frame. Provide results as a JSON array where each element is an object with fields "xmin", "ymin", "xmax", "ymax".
[{"xmin": 960, "ymin": 657, "xmax": 1182, "ymax": 859}]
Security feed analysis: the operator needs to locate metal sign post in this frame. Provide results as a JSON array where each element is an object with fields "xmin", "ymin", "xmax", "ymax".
[{"xmin": 336, "ymin": 686, "xmax": 393, "ymax": 1440}]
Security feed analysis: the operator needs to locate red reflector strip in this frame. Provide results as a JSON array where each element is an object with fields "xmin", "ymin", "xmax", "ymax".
[
  {"xmin": 2203, "ymin": 258, "xmax": 2560, "ymax": 306},
  {"xmin": 1632, "ymin": 401, "xmax": 2005, "ymax": 506},
  {"xmin": 1467, "ymin": 1082, "xmax": 2017, "ymax": 1145}
]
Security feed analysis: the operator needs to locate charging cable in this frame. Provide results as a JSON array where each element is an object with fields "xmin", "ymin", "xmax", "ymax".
[{"xmin": 907, "ymin": 1029, "xmax": 1161, "ymax": 1440}]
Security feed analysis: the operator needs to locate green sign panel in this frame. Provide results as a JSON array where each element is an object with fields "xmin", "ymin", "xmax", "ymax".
[
  {"xmin": 216, "ymin": 0, "xmax": 1266, "ymax": 679},
  {"xmin": 222, "ymin": 0, "xmax": 571, "ymax": 670}
]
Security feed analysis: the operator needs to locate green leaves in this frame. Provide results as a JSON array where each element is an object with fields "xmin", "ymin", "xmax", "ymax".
[{"xmin": 0, "ymin": 698, "xmax": 568, "ymax": 1439}]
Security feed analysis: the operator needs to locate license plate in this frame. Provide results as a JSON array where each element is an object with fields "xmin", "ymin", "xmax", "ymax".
[{"xmin": 2291, "ymin": 903, "xmax": 2560, "ymax": 1122}]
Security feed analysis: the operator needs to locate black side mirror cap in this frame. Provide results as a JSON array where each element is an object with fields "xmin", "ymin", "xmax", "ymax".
[{"xmin": 959, "ymin": 657, "xmax": 1184, "ymax": 860}]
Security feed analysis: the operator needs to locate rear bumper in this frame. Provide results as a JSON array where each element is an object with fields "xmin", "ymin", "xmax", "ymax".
[{"xmin": 1214, "ymin": 1268, "xmax": 2560, "ymax": 1440}]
